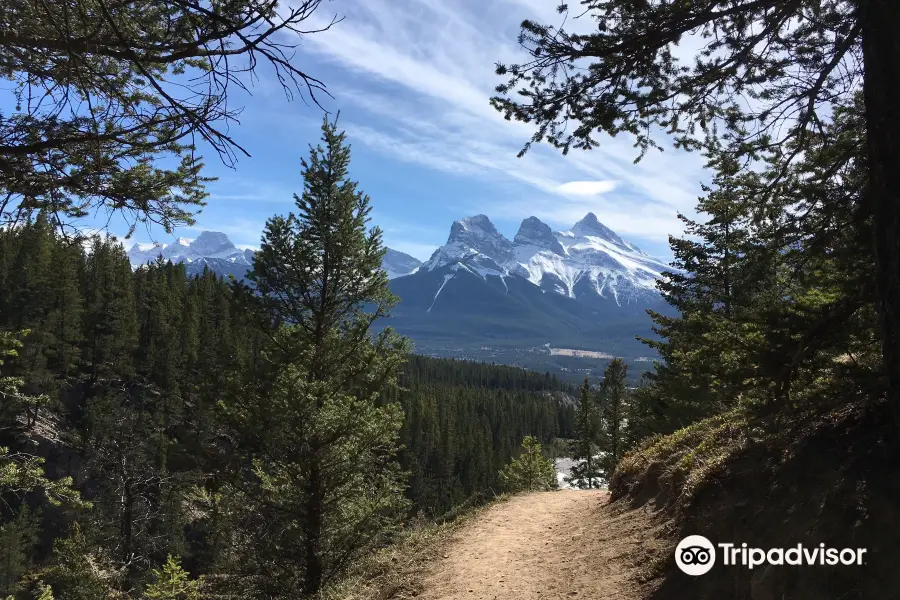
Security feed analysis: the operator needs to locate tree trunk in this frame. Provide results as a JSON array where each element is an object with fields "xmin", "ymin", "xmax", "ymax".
[
  {"xmin": 860, "ymin": 0, "xmax": 900, "ymax": 432},
  {"xmin": 303, "ymin": 461, "xmax": 324, "ymax": 595},
  {"xmin": 121, "ymin": 479, "xmax": 134, "ymax": 564}
]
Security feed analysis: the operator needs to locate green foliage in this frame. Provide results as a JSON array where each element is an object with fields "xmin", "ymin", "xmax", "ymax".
[
  {"xmin": 498, "ymin": 436, "xmax": 557, "ymax": 493},
  {"xmin": 34, "ymin": 585, "xmax": 54, "ymax": 600},
  {"xmin": 36, "ymin": 526, "xmax": 116, "ymax": 600},
  {"xmin": 611, "ymin": 408, "xmax": 750, "ymax": 508},
  {"xmin": 492, "ymin": 0, "xmax": 860, "ymax": 163},
  {"xmin": 0, "ymin": 0, "xmax": 338, "ymax": 234},
  {"xmin": 494, "ymin": 0, "xmax": 892, "ymax": 442},
  {"xmin": 392, "ymin": 355, "xmax": 567, "ymax": 516},
  {"xmin": 614, "ymin": 97, "xmax": 878, "ymax": 454},
  {"xmin": 0, "ymin": 506, "xmax": 39, "ymax": 597},
  {"xmin": 567, "ymin": 377, "xmax": 602, "ymax": 489},
  {"xmin": 221, "ymin": 117, "xmax": 412, "ymax": 597},
  {"xmin": 143, "ymin": 556, "xmax": 200, "ymax": 600},
  {"xmin": 0, "ymin": 329, "xmax": 86, "ymax": 508},
  {"xmin": 0, "ymin": 208, "xmax": 574, "ymax": 598},
  {"xmin": 599, "ymin": 358, "xmax": 627, "ymax": 476}
]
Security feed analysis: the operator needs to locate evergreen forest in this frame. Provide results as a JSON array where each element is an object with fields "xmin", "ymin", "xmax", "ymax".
[{"xmin": 0, "ymin": 122, "xmax": 575, "ymax": 599}]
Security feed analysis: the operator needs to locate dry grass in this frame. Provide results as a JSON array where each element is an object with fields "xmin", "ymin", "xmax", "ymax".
[
  {"xmin": 321, "ymin": 498, "xmax": 504, "ymax": 600},
  {"xmin": 611, "ymin": 408, "xmax": 751, "ymax": 512}
]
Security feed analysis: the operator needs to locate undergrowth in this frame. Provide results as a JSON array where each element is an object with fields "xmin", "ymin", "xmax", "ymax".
[
  {"xmin": 611, "ymin": 408, "xmax": 752, "ymax": 512},
  {"xmin": 321, "ymin": 496, "xmax": 506, "ymax": 600}
]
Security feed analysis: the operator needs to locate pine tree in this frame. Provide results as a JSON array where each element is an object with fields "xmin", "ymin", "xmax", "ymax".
[
  {"xmin": 81, "ymin": 236, "xmax": 138, "ymax": 388},
  {"xmin": 0, "ymin": 506, "xmax": 39, "ymax": 597},
  {"xmin": 640, "ymin": 156, "xmax": 762, "ymax": 423},
  {"xmin": 0, "ymin": 331, "xmax": 84, "ymax": 507},
  {"xmin": 567, "ymin": 377, "xmax": 602, "ymax": 489},
  {"xmin": 0, "ymin": 0, "xmax": 342, "ymax": 233},
  {"xmin": 498, "ymin": 436, "xmax": 557, "ymax": 493},
  {"xmin": 143, "ymin": 556, "xmax": 201, "ymax": 600},
  {"xmin": 34, "ymin": 526, "xmax": 116, "ymax": 600},
  {"xmin": 599, "ymin": 359, "xmax": 627, "ymax": 477},
  {"xmin": 225, "ymin": 116, "xmax": 411, "ymax": 596},
  {"xmin": 622, "ymin": 97, "xmax": 876, "ymax": 447}
]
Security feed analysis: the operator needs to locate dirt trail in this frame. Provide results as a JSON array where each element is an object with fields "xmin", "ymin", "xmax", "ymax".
[{"xmin": 418, "ymin": 490, "xmax": 653, "ymax": 600}]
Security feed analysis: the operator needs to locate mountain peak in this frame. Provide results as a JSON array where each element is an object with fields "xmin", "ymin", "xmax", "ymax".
[
  {"xmin": 127, "ymin": 230, "xmax": 244, "ymax": 268},
  {"xmin": 427, "ymin": 214, "xmax": 512, "ymax": 272},
  {"xmin": 514, "ymin": 216, "xmax": 564, "ymax": 255},
  {"xmin": 191, "ymin": 231, "xmax": 234, "ymax": 253},
  {"xmin": 445, "ymin": 214, "xmax": 511, "ymax": 256},
  {"xmin": 448, "ymin": 214, "xmax": 499, "ymax": 241},
  {"xmin": 571, "ymin": 213, "xmax": 627, "ymax": 246},
  {"xmin": 383, "ymin": 248, "xmax": 423, "ymax": 279}
]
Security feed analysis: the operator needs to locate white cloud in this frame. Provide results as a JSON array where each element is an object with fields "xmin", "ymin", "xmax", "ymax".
[{"xmin": 557, "ymin": 181, "xmax": 618, "ymax": 196}]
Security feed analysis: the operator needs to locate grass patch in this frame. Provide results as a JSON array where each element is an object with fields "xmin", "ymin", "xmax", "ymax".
[
  {"xmin": 321, "ymin": 496, "xmax": 505, "ymax": 600},
  {"xmin": 611, "ymin": 408, "xmax": 751, "ymax": 512}
]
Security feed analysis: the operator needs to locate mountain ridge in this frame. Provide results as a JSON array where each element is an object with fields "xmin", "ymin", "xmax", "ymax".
[
  {"xmin": 127, "ymin": 234, "xmax": 423, "ymax": 280},
  {"xmin": 416, "ymin": 212, "xmax": 671, "ymax": 307},
  {"xmin": 125, "ymin": 213, "xmax": 674, "ymax": 357}
]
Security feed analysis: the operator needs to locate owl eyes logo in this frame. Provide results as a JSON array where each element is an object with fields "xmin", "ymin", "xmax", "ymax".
[
  {"xmin": 680, "ymin": 546, "xmax": 712, "ymax": 565},
  {"xmin": 675, "ymin": 535, "xmax": 716, "ymax": 576}
]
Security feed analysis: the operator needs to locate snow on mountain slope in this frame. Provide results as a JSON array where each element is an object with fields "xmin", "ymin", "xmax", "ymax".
[
  {"xmin": 383, "ymin": 248, "xmax": 423, "ymax": 279},
  {"xmin": 424, "ymin": 214, "xmax": 513, "ymax": 278},
  {"xmin": 423, "ymin": 213, "xmax": 671, "ymax": 307},
  {"xmin": 127, "ymin": 232, "xmax": 421, "ymax": 281},
  {"xmin": 128, "ymin": 231, "xmax": 251, "ymax": 268}
]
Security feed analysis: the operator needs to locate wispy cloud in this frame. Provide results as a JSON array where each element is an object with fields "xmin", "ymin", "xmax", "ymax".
[
  {"xmin": 286, "ymin": 0, "xmax": 708, "ymax": 249},
  {"xmin": 374, "ymin": 213, "xmax": 443, "ymax": 261}
]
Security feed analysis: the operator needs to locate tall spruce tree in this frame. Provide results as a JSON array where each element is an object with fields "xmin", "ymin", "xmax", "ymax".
[
  {"xmin": 225, "ymin": 116, "xmax": 410, "ymax": 596},
  {"xmin": 626, "ymin": 98, "xmax": 876, "ymax": 439},
  {"xmin": 567, "ymin": 377, "xmax": 602, "ymax": 489},
  {"xmin": 599, "ymin": 358, "xmax": 627, "ymax": 477}
]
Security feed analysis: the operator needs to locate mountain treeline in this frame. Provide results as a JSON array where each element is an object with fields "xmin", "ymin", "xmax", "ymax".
[{"xmin": 0, "ymin": 123, "xmax": 571, "ymax": 600}]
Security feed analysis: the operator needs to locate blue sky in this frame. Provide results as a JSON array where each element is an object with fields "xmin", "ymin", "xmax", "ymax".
[{"xmin": 103, "ymin": 0, "xmax": 711, "ymax": 261}]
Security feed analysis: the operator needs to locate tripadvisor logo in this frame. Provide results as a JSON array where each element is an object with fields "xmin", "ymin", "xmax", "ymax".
[
  {"xmin": 676, "ymin": 535, "xmax": 716, "ymax": 576},
  {"xmin": 675, "ymin": 536, "xmax": 868, "ymax": 576}
]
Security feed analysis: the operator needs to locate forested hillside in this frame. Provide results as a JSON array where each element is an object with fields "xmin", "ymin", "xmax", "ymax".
[
  {"xmin": 0, "ymin": 134, "xmax": 573, "ymax": 599},
  {"xmin": 391, "ymin": 356, "xmax": 573, "ymax": 515}
]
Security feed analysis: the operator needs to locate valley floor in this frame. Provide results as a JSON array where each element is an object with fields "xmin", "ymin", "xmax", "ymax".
[{"xmin": 416, "ymin": 491, "xmax": 658, "ymax": 600}]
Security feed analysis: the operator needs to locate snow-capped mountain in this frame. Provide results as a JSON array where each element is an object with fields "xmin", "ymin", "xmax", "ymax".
[
  {"xmin": 128, "ymin": 231, "xmax": 255, "ymax": 269},
  {"xmin": 422, "ymin": 212, "xmax": 669, "ymax": 307},
  {"xmin": 383, "ymin": 248, "xmax": 422, "ymax": 279},
  {"xmin": 384, "ymin": 213, "xmax": 675, "ymax": 356},
  {"xmin": 127, "ymin": 232, "xmax": 422, "ymax": 281},
  {"xmin": 124, "ymin": 217, "xmax": 673, "ymax": 357}
]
